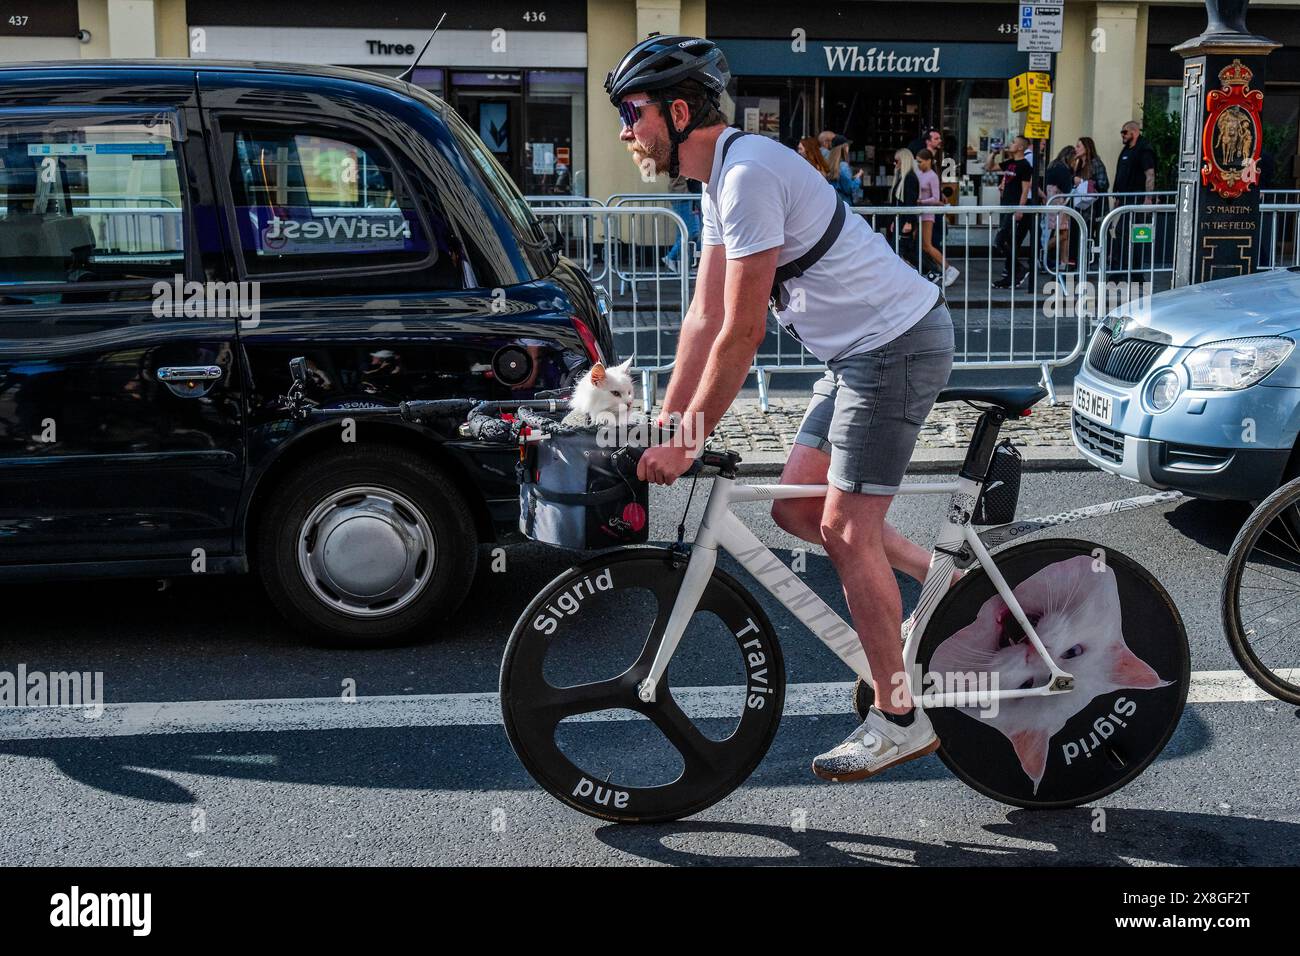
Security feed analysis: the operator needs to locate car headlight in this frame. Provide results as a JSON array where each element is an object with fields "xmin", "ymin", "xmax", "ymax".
[
  {"xmin": 1147, "ymin": 368, "xmax": 1181, "ymax": 412},
  {"xmin": 1184, "ymin": 336, "xmax": 1293, "ymax": 390}
]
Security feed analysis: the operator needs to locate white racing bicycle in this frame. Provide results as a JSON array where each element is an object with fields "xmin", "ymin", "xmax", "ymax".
[{"xmin": 500, "ymin": 386, "xmax": 1191, "ymax": 823}]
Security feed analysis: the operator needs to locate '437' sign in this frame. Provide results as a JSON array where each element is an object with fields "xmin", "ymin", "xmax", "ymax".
[{"xmin": 1201, "ymin": 58, "xmax": 1263, "ymax": 199}]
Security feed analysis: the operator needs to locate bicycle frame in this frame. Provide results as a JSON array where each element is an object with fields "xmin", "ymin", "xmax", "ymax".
[{"xmin": 636, "ymin": 471, "xmax": 1185, "ymax": 712}]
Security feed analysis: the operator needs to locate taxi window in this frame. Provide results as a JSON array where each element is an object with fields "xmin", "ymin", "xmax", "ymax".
[
  {"xmin": 0, "ymin": 113, "xmax": 185, "ymax": 290},
  {"xmin": 222, "ymin": 120, "xmax": 436, "ymax": 278}
]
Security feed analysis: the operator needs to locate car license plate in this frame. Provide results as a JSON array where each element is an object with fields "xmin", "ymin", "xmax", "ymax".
[{"xmin": 1073, "ymin": 383, "xmax": 1113, "ymax": 426}]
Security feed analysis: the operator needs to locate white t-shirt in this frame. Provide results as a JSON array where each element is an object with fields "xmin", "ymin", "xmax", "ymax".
[{"xmin": 700, "ymin": 129, "xmax": 939, "ymax": 363}]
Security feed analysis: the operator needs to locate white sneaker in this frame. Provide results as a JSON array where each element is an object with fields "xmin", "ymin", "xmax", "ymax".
[
  {"xmin": 943, "ymin": 265, "xmax": 960, "ymax": 287},
  {"xmin": 811, "ymin": 706, "xmax": 940, "ymax": 782},
  {"xmin": 661, "ymin": 255, "xmax": 679, "ymax": 274}
]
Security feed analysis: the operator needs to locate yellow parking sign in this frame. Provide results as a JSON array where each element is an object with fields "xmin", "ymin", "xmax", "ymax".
[
  {"xmin": 1010, "ymin": 71, "xmax": 1050, "ymax": 112},
  {"xmin": 1010, "ymin": 73, "xmax": 1029, "ymax": 112},
  {"xmin": 1024, "ymin": 119, "xmax": 1051, "ymax": 139}
]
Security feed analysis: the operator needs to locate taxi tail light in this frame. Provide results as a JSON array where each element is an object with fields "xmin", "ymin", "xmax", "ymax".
[{"xmin": 570, "ymin": 314, "xmax": 604, "ymax": 365}]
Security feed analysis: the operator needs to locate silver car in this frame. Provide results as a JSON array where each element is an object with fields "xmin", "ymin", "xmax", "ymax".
[{"xmin": 1072, "ymin": 267, "xmax": 1300, "ymax": 501}]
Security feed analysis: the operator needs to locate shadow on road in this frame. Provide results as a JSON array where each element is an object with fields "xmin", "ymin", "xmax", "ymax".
[
  {"xmin": 1163, "ymin": 497, "xmax": 1254, "ymax": 555},
  {"xmin": 0, "ymin": 703, "xmax": 1216, "ymax": 806},
  {"xmin": 593, "ymin": 807, "xmax": 1300, "ymax": 866}
]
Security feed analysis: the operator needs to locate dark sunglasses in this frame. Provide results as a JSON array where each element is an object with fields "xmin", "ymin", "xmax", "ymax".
[{"xmin": 618, "ymin": 98, "xmax": 652, "ymax": 128}]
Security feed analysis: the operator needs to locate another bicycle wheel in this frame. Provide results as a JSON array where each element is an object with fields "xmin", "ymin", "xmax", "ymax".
[
  {"xmin": 1222, "ymin": 477, "xmax": 1300, "ymax": 705},
  {"xmin": 916, "ymin": 538, "xmax": 1189, "ymax": 809},
  {"xmin": 500, "ymin": 549, "xmax": 785, "ymax": 824}
]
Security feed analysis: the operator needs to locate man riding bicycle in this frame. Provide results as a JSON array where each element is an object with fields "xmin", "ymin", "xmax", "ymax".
[{"xmin": 608, "ymin": 35, "xmax": 956, "ymax": 781}]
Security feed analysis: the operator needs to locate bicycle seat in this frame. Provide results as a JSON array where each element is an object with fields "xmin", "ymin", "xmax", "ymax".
[{"xmin": 936, "ymin": 386, "xmax": 1048, "ymax": 415}]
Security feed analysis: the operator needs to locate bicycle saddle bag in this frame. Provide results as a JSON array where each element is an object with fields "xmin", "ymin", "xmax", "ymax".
[
  {"xmin": 518, "ymin": 428, "xmax": 649, "ymax": 550},
  {"xmin": 973, "ymin": 439, "xmax": 1022, "ymax": 526}
]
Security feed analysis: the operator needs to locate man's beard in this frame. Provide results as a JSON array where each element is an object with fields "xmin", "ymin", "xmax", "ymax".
[{"xmin": 628, "ymin": 135, "xmax": 671, "ymax": 179}]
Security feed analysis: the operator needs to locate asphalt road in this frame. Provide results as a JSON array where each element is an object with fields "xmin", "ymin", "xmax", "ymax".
[{"xmin": 1, "ymin": 468, "xmax": 1296, "ymax": 866}]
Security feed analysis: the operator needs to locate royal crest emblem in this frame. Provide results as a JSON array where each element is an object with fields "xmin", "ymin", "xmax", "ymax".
[{"xmin": 1201, "ymin": 59, "xmax": 1263, "ymax": 199}]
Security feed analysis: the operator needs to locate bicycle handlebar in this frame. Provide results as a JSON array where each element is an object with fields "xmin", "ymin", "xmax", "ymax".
[{"xmin": 610, "ymin": 444, "xmax": 742, "ymax": 478}]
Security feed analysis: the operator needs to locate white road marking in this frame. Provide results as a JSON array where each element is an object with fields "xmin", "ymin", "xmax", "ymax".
[{"xmin": 0, "ymin": 669, "xmax": 1293, "ymax": 742}]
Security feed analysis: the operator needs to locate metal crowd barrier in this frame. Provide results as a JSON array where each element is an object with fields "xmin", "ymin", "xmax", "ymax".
[
  {"xmin": 528, "ymin": 195, "xmax": 605, "ymax": 280},
  {"xmin": 529, "ymin": 204, "xmax": 690, "ymax": 409},
  {"xmin": 1260, "ymin": 202, "xmax": 1300, "ymax": 270},
  {"xmin": 607, "ymin": 193, "xmax": 704, "ymax": 293},
  {"xmin": 526, "ymin": 194, "xmax": 1300, "ymax": 412}
]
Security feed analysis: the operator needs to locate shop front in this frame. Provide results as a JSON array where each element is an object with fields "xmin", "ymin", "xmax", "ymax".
[
  {"xmin": 187, "ymin": 0, "xmax": 588, "ymax": 195},
  {"xmin": 709, "ymin": 0, "xmax": 1032, "ymax": 203},
  {"xmin": 0, "ymin": 0, "xmax": 82, "ymax": 61}
]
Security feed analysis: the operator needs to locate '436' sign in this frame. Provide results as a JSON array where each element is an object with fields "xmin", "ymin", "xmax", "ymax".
[{"xmin": 1201, "ymin": 58, "xmax": 1264, "ymax": 199}]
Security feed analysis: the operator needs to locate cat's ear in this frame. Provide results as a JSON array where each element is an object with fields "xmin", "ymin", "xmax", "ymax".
[
  {"xmin": 589, "ymin": 363, "xmax": 606, "ymax": 385},
  {"xmin": 614, "ymin": 357, "xmax": 633, "ymax": 372},
  {"xmin": 1109, "ymin": 646, "xmax": 1167, "ymax": 689},
  {"xmin": 1009, "ymin": 728, "xmax": 1050, "ymax": 793}
]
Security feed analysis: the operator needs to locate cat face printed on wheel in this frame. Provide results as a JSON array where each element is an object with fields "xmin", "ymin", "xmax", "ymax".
[
  {"xmin": 569, "ymin": 358, "xmax": 634, "ymax": 427},
  {"xmin": 929, "ymin": 554, "xmax": 1169, "ymax": 793}
]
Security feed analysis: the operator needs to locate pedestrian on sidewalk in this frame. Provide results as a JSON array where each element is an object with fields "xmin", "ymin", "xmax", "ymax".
[
  {"xmin": 662, "ymin": 174, "xmax": 702, "ymax": 274},
  {"xmin": 1109, "ymin": 121, "xmax": 1158, "ymax": 271},
  {"xmin": 1042, "ymin": 146, "xmax": 1076, "ymax": 272},
  {"xmin": 826, "ymin": 134, "xmax": 859, "ymax": 204},
  {"xmin": 889, "ymin": 147, "xmax": 924, "ymax": 272},
  {"xmin": 987, "ymin": 135, "xmax": 1033, "ymax": 289},
  {"xmin": 908, "ymin": 127, "xmax": 941, "ymax": 159},
  {"xmin": 1071, "ymin": 136, "xmax": 1107, "ymax": 250},
  {"xmin": 915, "ymin": 149, "xmax": 958, "ymax": 287},
  {"xmin": 798, "ymin": 136, "xmax": 832, "ymax": 177}
]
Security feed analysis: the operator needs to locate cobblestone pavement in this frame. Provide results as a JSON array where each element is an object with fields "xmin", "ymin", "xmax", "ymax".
[{"xmin": 712, "ymin": 395, "xmax": 1073, "ymax": 455}]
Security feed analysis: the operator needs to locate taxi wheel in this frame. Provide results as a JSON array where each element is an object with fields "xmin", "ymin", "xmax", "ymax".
[{"xmin": 255, "ymin": 445, "xmax": 477, "ymax": 646}]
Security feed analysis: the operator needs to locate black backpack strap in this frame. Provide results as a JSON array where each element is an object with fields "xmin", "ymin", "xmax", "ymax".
[
  {"xmin": 719, "ymin": 128, "xmax": 757, "ymax": 168},
  {"xmin": 770, "ymin": 199, "xmax": 848, "ymax": 310},
  {"xmin": 715, "ymin": 129, "xmax": 849, "ymax": 312}
]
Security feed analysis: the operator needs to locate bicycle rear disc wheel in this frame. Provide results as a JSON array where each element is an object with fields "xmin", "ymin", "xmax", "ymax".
[
  {"xmin": 1222, "ymin": 477, "xmax": 1300, "ymax": 705},
  {"xmin": 500, "ymin": 549, "xmax": 785, "ymax": 824},
  {"xmin": 917, "ymin": 538, "xmax": 1189, "ymax": 809}
]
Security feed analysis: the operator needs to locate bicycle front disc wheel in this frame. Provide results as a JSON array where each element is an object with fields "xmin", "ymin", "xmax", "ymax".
[
  {"xmin": 500, "ymin": 549, "xmax": 785, "ymax": 824},
  {"xmin": 917, "ymin": 539, "xmax": 1189, "ymax": 809}
]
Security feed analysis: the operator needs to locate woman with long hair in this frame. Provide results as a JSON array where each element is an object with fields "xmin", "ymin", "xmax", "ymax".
[
  {"xmin": 1073, "ymin": 136, "xmax": 1108, "ymax": 242},
  {"xmin": 888, "ymin": 148, "xmax": 920, "ymax": 268},
  {"xmin": 1043, "ymin": 145, "xmax": 1078, "ymax": 268},
  {"xmin": 916, "ymin": 148, "xmax": 958, "ymax": 286},
  {"xmin": 797, "ymin": 136, "xmax": 831, "ymax": 177}
]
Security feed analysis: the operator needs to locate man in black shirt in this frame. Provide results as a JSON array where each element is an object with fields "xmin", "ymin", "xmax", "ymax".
[
  {"xmin": 1109, "ymin": 121, "xmax": 1158, "ymax": 270},
  {"xmin": 986, "ymin": 135, "xmax": 1033, "ymax": 288},
  {"xmin": 1113, "ymin": 120, "xmax": 1156, "ymax": 204}
]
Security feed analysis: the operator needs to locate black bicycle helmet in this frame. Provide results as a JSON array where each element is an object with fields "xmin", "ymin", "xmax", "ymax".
[
  {"xmin": 604, "ymin": 34, "xmax": 729, "ymax": 106},
  {"xmin": 605, "ymin": 34, "xmax": 730, "ymax": 178}
]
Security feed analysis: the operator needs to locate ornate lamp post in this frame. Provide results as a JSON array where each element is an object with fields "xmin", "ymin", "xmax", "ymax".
[{"xmin": 1170, "ymin": 0, "xmax": 1279, "ymax": 286}]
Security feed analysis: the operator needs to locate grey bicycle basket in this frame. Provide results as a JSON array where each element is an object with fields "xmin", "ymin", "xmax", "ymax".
[{"xmin": 517, "ymin": 412, "xmax": 649, "ymax": 550}]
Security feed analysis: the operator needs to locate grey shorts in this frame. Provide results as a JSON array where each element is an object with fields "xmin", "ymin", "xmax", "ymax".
[{"xmin": 794, "ymin": 301, "xmax": 955, "ymax": 495}]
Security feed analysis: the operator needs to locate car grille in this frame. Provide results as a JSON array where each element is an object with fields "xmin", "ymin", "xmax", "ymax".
[
  {"xmin": 1086, "ymin": 325, "xmax": 1165, "ymax": 383},
  {"xmin": 1072, "ymin": 410, "xmax": 1124, "ymax": 464}
]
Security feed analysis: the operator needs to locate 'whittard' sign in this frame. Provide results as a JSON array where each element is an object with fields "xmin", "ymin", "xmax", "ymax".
[
  {"xmin": 824, "ymin": 45, "xmax": 942, "ymax": 74},
  {"xmin": 720, "ymin": 39, "xmax": 1026, "ymax": 78}
]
